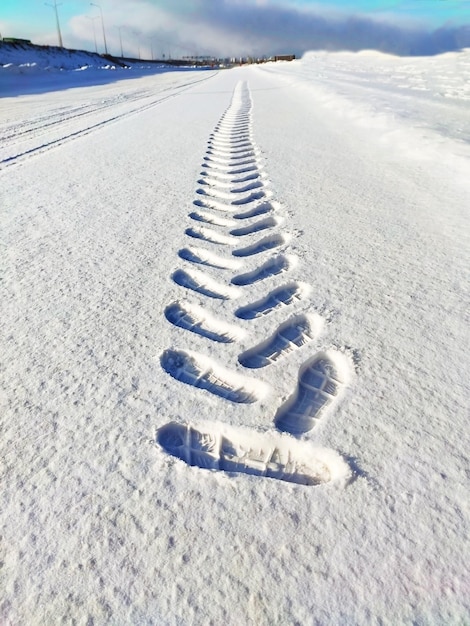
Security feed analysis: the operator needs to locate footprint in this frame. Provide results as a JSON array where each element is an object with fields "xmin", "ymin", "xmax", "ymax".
[
  {"xmin": 185, "ymin": 226, "xmax": 236, "ymax": 246},
  {"xmin": 203, "ymin": 156, "xmax": 258, "ymax": 169},
  {"xmin": 213, "ymin": 125, "xmax": 250, "ymax": 133},
  {"xmin": 196, "ymin": 187, "xmax": 242, "ymax": 201},
  {"xmin": 231, "ymin": 254, "xmax": 293, "ymax": 286},
  {"xmin": 238, "ymin": 314, "xmax": 323, "ymax": 368},
  {"xmin": 201, "ymin": 164, "xmax": 259, "ymax": 177},
  {"xmin": 197, "ymin": 172, "xmax": 263, "ymax": 189},
  {"xmin": 232, "ymin": 233, "xmax": 287, "ymax": 258},
  {"xmin": 193, "ymin": 197, "xmax": 238, "ymax": 213},
  {"xmin": 230, "ymin": 180, "xmax": 265, "ymax": 195},
  {"xmin": 233, "ymin": 201, "xmax": 275, "ymax": 220},
  {"xmin": 156, "ymin": 421, "xmax": 350, "ymax": 486},
  {"xmin": 207, "ymin": 144, "xmax": 254, "ymax": 156},
  {"xmin": 200, "ymin": 172, "xmax": 263, "ymax": 187},
  {"xmin": 197, "ymin": 181, "xmax": 265, "ymax": 201},
  {"xmin": 160, "ymin": 349, "xmax": 267, "ymax": 403},
  {"xmin": 274, "ymin": 351, "xmax": 351, "ymax": 434},
  {"xmin": 195, "ymin": 189, "xmax": 267, "ymax": 208},
  {"xmin": 230, "ymin": 216, "xmax": 278, "ymax": 237},
  {"xmin": 235, "ymin": 282, "xmax": 309, "ymax": 319},
  {"xmin": 165, "ymin": 301, "xmax": 245, "ymax": 343},
  {"xmin": 209, "ymin": 129, "xmax": 251, "ymax": 137},
  {"xmin": 178, "ymin": 246, "xmax": 241, "ymax": 270},
  {"xmin": 209, "ymin": 134, "xmax": 251, "ymax": 145},
  {"xmin": 173, "ymin": 267, "xmax": 239, "ymax": 300},
  {"xmin": 231, "ymin": 190, "xmax": 268, "ymax": 206},
  {"xmin": 208, "ymin": 137, "xmax": 252, "ymax": 147},
  {"xmin": 189, "ymin": 210, "xmax": 235, "ymax": 227},
  {"xmin": 205, "ymin": 148, "xmax": 259, "ymax": 161}
]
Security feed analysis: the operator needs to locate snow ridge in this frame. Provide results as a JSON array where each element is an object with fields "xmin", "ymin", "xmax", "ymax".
[{"xmin": 157, "ymin": 81, "xmax": 354, "ymax": 486}]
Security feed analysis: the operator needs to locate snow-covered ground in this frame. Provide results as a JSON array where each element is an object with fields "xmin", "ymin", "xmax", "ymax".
[
  {"xmin": 0, "ymin": 41, "xmax": 195, "ymax": 97},
  {"xmin": 0, "ymin": 40, "xmax": 121, "ymax": 71},
  {"xmin": 1, "ymin": 47, "xmax": 469, "ymax": 624}
]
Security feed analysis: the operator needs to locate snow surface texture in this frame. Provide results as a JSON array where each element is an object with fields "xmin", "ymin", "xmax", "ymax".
[{"xmin": 1, "ymin": 48, "xmax": 469, "ymax": 624}]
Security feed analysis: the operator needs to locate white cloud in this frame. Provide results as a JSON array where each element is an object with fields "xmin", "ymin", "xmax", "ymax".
[{"xmin": 10, "ymin": 0, "xmax": 470, "ymax": 58}]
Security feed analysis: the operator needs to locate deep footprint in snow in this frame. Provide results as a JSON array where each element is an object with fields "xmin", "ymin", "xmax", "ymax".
[
  {"xmin": 160, "ymin": 349, "xmax": 266, "ymax": 403},
  {"xmin": 200, "ymin": 166, "xmax": 257, "ymax": 180},
  {"xmin": 156, "ymin": 421, "xmax": 350, "ymax": 486},
  {"xmin": 185, "ymin": 226, "xmax": 236, "ymax": 246},
  {"xmin": 232, "ymin": 233, "xmax": 287, "ymax": 258},
  {"xmin": 197, "ymin": 172, "xmax": 264, "ymax": 189},
  {"xmin": 233, "ymin": 201, "xmax": 275, "ymax": 220},
  {"xmin": 172, "ymin": 267, "xmax": 239, "ymax": 300},
  {"xmin": 231, "ymin": 254, "xmax": 292, "ymax": 286},
  {"xmin": 178, "ymin": 246, "xmax": 241, "ymax": 270},
  {"xmin": 238, "ymin": 314, "xmax": 323, "ymax": 368},
  {"xmin": 235, "ymin": 282, "xmax": 309, "ymax": 319},
  {"xmin": 203, "ymin": 156, "xmax": 258, "ymax": 170},
  {"xmin": 201, "ymin": 164, "xmax": 260, "ymax": 178},
  {"xmin": 205, "ymin": 148, "xmax": 260, "ymax": 161},
  {"xmin": 231, "ymin": 190, "xmax": 268, "ymax": 206},
  {"xmin": 193, "ymin": 197, "xmax": 241, "ymax": 213},
  {"xmin": 275, "ymin": 351, "xmax": 351, "ymax": 434},
  {"xmin": 189, "ymin": 210, "xmax": 235, "ymax": 227},
  {"xmin": 230, "ymin": 216, "xmax": 278, "ymax": 237},
  {"xmin": 165, "ymin": 301, "xmax": 245, "ymax": 343},
  {"xmin": 195, "ymin": 181, "xmax": 265, "ymax": 201}
]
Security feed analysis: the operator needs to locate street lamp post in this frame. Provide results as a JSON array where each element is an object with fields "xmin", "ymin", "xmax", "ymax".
[
  {"xmin": 86, "ymin": 15, "xmax": 100, "ymax": 53},
  {"xmin": 90, "ymin": 2, "xmax": 108, "ymax": 55},
  {"xmin": 133, "ymin": 31, "xmax": 141, "ymax": 59},
  {"xmin": 117, "ymin": 26, "xmax": 124, "ymax": 57},
  {"xmin": 45, "ymin": 0, "xmax": 63, "ymax": 48},
  {"xmin": 148, "ymin": 36, "xmax": 158, "ymax": 61}
]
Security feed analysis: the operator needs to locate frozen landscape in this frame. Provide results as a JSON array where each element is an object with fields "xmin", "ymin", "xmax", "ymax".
[{"xmin": 1, "ymin": 45, "xmax": 469, "ymax": 624}]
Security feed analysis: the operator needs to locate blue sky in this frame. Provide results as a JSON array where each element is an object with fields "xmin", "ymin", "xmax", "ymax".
[{"xmin": 1, "ymin": 1, "xmax": 469, "ymax": 57}]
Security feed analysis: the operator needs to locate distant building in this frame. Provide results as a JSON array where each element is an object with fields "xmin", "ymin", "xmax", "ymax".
[
  {"xmin": 274, "ymin": 54, "xmax": 295, "ymax": 62},
  {"xmin": 2, "ymin": 37, "xmax": 32, "ymax": 44}
]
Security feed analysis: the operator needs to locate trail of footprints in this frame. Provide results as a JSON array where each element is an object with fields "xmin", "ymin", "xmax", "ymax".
[{"xmin": 157, "ymin": 81, "xmax": 352, "ymax": 486}]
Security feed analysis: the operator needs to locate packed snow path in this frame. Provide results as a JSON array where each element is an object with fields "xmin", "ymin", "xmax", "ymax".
[
  {"xmin": 1, "ymin": 52, "xmax": 469, "ymax": 624},
  {"xmin": 158, "ymin": 80, "xmax": 352, "ymax": 484}
]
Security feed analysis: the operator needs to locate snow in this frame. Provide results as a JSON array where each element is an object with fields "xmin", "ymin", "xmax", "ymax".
[
  {"xmin": 1, "ymin": 45, "xmax": 469, "ymax": 625},
  {"xmin": 0, "ymin": 40, "xmax": 196, "ymax": 97}
]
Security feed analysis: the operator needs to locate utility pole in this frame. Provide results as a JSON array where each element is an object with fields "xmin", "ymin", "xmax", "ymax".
[
  {"xmin": 148, "ymin": 36, "xmax": 158, "ymax": 61},
  {"xmin": 133, "ymin": 31, "xmax": 141, "ymax": 59},
  {"xmin": 90, "ymin": 2, "xmax": 107, "ymax": 55},
  {"xmin": 45, "ymin": 0, "xmax": 63, "ymax": 48},
  {"xmin": 117, "ymin": 26, "xmax": 124, "ymax": 57},
  {"xmin": 86, "ymin": 15, "xmax": 100, "ymax": 53}
]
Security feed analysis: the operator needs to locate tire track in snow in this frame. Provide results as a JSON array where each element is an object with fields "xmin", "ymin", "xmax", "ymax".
[
  {"xmin": 158, "ymin": 80, "xmax": 354, "ymax": 486},
  {"xmin": 0, "ymin": 71, "xmax": 218, "ymax": 169}
]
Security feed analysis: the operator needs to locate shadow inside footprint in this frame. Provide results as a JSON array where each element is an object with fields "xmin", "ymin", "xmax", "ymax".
[
  {"xmin": 157, "ymin": 421, "xmax": 350, "ymax": 486},
  {"xmin": 275, "ymin": 351, "xmax": 350, "ymax": 434},
  {"xmin": 238, "ymin": 314, "xmax": 322, "ymax": 368},
  {"xmin": 231, "ymin": 254, "xmax": 290, "ymax": 286},
  {"xmin": 160, "ymin": 349, "xmax": 260, "ymax": 404}
]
